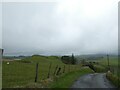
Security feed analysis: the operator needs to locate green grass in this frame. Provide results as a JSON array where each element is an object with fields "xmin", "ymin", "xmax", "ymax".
[
  {"xmin": 49, "ymin": 67, "xmax": 93, "ymax": 88},
  {"xmin": 2, "ymin": 55, "xmax": 82, "ymax": 88},
  {"xmin": 98, "ymin": 56, "xmax": 118, "ymax": 67},
  {"xmin": 106, "ymin": 71, "xmax": 120, "ymax": 88},
  {"xmin": 3, "ymin": 55, "xmax": 119, "ymax": 88}
]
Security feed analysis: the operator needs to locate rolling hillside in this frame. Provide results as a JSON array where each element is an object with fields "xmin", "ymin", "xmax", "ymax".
[{"xmin": 2, "ymin": 55, "xmax": 81, "ymax": 88}]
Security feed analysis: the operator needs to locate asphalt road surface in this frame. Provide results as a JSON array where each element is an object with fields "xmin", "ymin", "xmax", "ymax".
[{"xmin": 71, "ymin": 73, "xmax": 116, "ymax": 88}]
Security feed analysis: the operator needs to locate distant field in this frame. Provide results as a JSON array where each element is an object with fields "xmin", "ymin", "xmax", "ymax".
[
  {"xmin": 98, "ymin": 56, "xmax": 118, "ymax": 66},
  {"xmin": 77, "ymin": 55, "xmax": 119, "ymax": 75},
  {"xmin": 2, "ymin": 55, "xmax": 82, "ymax": 88}
]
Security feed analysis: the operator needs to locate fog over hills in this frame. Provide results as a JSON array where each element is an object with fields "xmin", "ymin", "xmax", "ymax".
[{"xmin": 2, "ymin": 0, "xmax": 118, "ymax": 56}]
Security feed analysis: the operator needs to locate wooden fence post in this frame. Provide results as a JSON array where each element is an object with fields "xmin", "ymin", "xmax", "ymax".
[
  {"xmin": 56, "ymin": 67, "xmax": 61, "ymax": 75},
  {"xmin": 35, "ymin": 63, "xmax": 39, "ymax": 82},
  {"xmin": 54, "ymin": 65, "xmax": 58, "ymax": 75},
  {"xmin": 47, "ymin": 62, "xmax": 52, "ymax": 78}
]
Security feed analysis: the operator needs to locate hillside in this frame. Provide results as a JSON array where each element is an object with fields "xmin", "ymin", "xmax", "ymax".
[{"xmin": 2, "ymin": 55, "xmax": 81, "ymax": 88}]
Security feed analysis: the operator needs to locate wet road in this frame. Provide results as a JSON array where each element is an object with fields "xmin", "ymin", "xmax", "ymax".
[{"xmin": 71, "ymin": 73, "xmax": 116, "ymax": 88}]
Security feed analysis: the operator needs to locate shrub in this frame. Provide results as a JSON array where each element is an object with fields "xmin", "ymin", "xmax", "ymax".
[{"xmin": 93, "ymin": 65, "xmax": 107, "ymax": 72}]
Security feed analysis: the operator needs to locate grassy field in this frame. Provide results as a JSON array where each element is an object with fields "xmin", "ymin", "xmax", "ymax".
[
  {"xmin": 2, "ymin": 55, "xmax": 82, "ymax": 88},
  {"xmin": 2, "ymin": 55, "xmax": 119, "ymax": 88},
  {"xmin": 98, "ymin": 56, "xmax": 118, "ymax": 66}
]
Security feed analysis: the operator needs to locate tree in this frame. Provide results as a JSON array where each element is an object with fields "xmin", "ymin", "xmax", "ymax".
[{"xmin": 71, "ymin": 53, "xmax": 76, "ymax": 64}]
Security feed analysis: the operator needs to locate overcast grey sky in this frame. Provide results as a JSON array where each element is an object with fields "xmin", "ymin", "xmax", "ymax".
[{"xmin": 2, "ymin": 0, "xmax": 118, "ymax": 56}]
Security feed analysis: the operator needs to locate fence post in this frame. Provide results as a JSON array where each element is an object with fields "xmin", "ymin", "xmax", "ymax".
[
  {"xmin": 54, "ymin": 65, "xmax": 58, "ymax": 75},
  {"xmin": 47, "ymin": 62, "xmax": 52, "ymax": 78},
  {"xmin": 56, "ymin": 67, "xmax": 61, "ymax": 75},
  {"xmin": 35, "ymin": 63, "xmax": 39, "ymax": 82}
]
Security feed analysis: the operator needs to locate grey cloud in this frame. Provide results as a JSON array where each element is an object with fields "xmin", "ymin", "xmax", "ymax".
[{"xmin": 2, "ymin": 1, "xmax": 118, "ymax": 56}]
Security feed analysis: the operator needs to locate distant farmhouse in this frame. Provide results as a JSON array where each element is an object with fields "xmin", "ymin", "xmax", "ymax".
[
  {"xmin": 61, "ymin": 56, "xmax": 70, "ymax": 64},
  {"xmin": 61, "ymin": 54, "xmax": 76, "ymax": 64}
]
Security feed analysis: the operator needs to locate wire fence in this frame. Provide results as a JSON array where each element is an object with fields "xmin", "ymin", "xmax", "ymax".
[{"xmin": 2, "ymin": 60, "xmax": 82, "ymax": 88}]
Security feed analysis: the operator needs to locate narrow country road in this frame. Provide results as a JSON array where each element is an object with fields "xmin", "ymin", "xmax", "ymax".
[{"xmin": 71, "ymin": 73, "xmax": 116, "ymax": 88}]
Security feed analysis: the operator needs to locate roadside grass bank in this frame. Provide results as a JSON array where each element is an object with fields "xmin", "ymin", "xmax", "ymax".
[
  {"xmin": 49, "ymin": 67, "xmax": 93, "ymax": 88},
  {"xmin": 106, "ymin": 71, "xmax": 120, "ymax": 88}
]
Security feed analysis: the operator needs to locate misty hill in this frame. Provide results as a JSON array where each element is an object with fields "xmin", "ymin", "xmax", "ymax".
[{"xmin": 75, "ymin": 54, "xmax": 118, "ymax": 61}]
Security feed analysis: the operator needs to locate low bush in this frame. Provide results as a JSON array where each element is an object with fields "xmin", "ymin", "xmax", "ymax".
[{"xmin": 93, "ymin": 65, "xmax": 107, "ymax": 72}]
